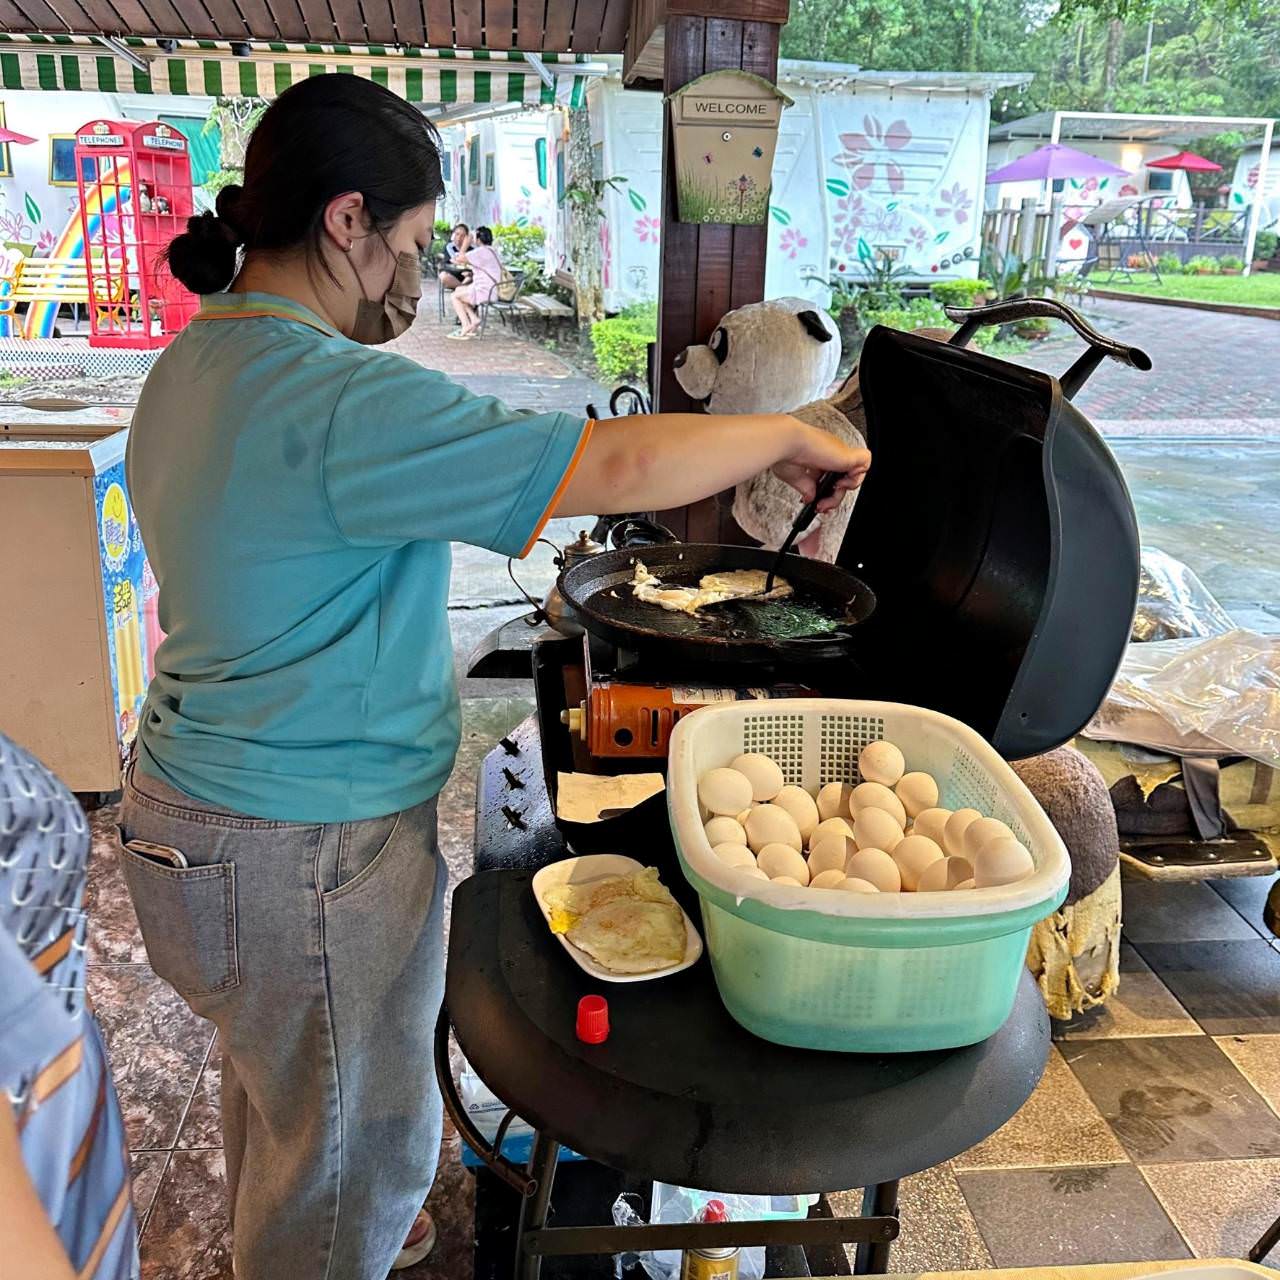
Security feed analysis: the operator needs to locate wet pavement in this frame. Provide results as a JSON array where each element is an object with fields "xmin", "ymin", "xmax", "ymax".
[{"xmin": 1113, "ymin": 438, "xmax": 1280, "ymax": 631}]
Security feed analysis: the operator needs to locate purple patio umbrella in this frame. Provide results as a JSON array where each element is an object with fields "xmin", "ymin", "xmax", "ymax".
[{"xmin": 986, "ymin": 143, "xmax": 1130, "ymax": 184}]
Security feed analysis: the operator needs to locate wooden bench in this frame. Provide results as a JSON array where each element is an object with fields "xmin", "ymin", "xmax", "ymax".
[
  {"xmin": 517, "ymin": 291, "xmax": 576, "ymax": 334},
  {"xmin": 0, "ymin": 257, "xmax": 129, "ymax": 335}
]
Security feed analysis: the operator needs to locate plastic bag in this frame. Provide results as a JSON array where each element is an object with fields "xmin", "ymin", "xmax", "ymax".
[
  {"xmin": 611, "ymin": 1188, "xmax": 772, "ymax": 1280},
  {"xmin": 1132, "ymin": 547, "xmax": 1235, "ymax": 643},
  {"xmin": 1085, "ymin": 630, "xmax": 1280, "ymax": 769},
  {"xmin": 459, "ymin": 1061, "xmax": 534, "ymax": 1143}
]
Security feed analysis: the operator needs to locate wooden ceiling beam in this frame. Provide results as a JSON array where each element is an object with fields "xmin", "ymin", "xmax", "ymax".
[
  {"xmin": 626, "ymin": 0, "xmax": 787, "ymax": 83},
  {"xmin": 483, "ymin": 0, "xmax": 513, "ymax": 49},
  {"xmin": 542, "ymin": 0, "xmax": 572, "ymax": 49},
  {"xmin": 423, "ymin": 0, "xmax": 452, "ymax": 46},
  {"xmin": 513, "ymin": 0, "xmax": 545, "ymax": 49}
]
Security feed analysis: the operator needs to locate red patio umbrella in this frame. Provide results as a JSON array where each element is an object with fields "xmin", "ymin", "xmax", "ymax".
[
  {"xmin": 0, "ymin": 127, "xmax": 37, "ymax": 145},
  {"xmin": 1147, "ymin": 151, "xmax": 1222, "ymax": 173}
]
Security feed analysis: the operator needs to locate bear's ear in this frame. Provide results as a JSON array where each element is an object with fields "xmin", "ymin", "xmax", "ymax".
[{"xmin": 796, "ymin": 309, "xmax": 834, "ymax": 343}]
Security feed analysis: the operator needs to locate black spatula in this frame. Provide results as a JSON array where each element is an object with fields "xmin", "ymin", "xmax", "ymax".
[{"xmin": 765, "ymin": 470, "xmax": 840, "ymax": 593}]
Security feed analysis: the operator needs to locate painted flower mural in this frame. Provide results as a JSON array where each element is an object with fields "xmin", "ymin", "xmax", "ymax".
[
  {"xmin": 634, "ymin": 214, "xmax": 661, "ymax": 243},
  {"xmin": 779, "ymin": 227, "xmax": 808, "ymax": 259},
  {"xmin": 907, "ymin": 224, "xmax": 928, "ymax": 250},
  {"xmin": 834, "ymin": 116, "xmax": 913, "ymax": 194},
  {"xmin": 831, "ymin": 192, "xmax": 866, "ymax": 255},
  {"xmin": 0, "ymin": 208, "xmax": 31, "ymax": 244},
  {"xmin": 934, "ymin": 182, "xmax": 973, "ymax": 225},
  {"xmin": 867, "ymin": 206, "xmax": 903, "ymax": 238}
]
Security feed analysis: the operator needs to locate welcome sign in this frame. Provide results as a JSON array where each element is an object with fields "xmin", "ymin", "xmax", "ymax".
[{"xmin": 669, "ymin": 70, "xmax": 792, "ymax": 225}]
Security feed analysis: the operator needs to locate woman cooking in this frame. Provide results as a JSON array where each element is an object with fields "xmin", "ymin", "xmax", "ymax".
[{"xmin": 121, "ymin": 75, "xmax": 869, "ymax": 1280}]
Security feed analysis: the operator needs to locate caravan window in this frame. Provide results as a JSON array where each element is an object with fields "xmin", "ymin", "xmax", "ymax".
[
  {"xmin": 485, "ymin": 153, "xmax": 495, "ymax": 190},
  {"xmin": 49, "ymin": 135, "xmax": 79, "ymax": 186},
  {"xmin": 442, "ymin": 151, "xmax": 452, "ymax": 182},
  {"xmin": 535, "ymin": 137, "xmax": 547, "ymax": 188},
  {"xmin": 1148, "ymin": 171, "xmax": 1174, "ymax": 192},
  {"xmin": 468, "ymin": 139, "xmax": 480, "ymax": 185}
]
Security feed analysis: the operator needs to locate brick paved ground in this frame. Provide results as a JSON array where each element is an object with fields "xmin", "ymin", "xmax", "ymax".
[
  {"xmin": 1003, "ymin": 295, "xmax": 1280, "ymax": 428},
  {"xmin": 386, "ymin": 289, "xmax": 607, "ymax": 418}
]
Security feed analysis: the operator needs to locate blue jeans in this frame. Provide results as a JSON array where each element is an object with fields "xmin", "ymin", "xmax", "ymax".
[{"xmin": 118, "ymin": 765, "xmax": 445, "ymax": 1280}]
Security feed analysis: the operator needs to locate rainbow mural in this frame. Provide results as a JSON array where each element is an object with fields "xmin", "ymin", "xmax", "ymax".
[{"xmin": 0, "ymin": 159, "xmax": 131, "ymax": 339}]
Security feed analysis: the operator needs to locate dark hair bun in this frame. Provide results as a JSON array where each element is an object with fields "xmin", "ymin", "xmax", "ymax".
[
  {"xmin": 214, "ymin": 183, "xmax": 247, "ymax": 236},
  {"xmin": 165, "ymin": 201, "xmax": 242, "ymax": 295}
]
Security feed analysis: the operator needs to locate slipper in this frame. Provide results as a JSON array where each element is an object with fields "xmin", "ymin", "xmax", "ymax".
[
  {"xmin": 444, "ymin": 331, "xmax": 473, "ymax": 340},
  {"xmin": 391, "ymin": 1208, "xmax": 436, "ymax": 1270}
]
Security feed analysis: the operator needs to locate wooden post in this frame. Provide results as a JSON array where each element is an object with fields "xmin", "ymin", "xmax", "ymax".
[
  {"xmin": 1043, "ymin": 194, "xmax": 1064, "ymax": 281},
  {"xmin": 1016, "ymin": 196, "xmax": 1038, "ymax": 273},
  {"xmin": 652, "ymin": 4, "xmax": 787, "ymax": 543}
]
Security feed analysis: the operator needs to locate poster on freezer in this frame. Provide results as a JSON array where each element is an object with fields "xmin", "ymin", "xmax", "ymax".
[{"xmin": 93, "ymin": 461, "xmax": 160, "ymax": 755}]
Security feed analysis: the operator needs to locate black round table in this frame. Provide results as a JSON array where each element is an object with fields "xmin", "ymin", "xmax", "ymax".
[{"xmin": 439, "ymin": 717, "xmax": 1051, "ymax": 1280}]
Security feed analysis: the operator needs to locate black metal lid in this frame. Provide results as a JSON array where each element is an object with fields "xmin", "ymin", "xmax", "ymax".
[{"xmin": 840, "ymin": 317, "xmax": 1141, "ymax": 758}]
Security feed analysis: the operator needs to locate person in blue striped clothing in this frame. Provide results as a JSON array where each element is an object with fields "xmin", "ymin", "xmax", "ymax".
[{"xmin": 0, "ymin": 732, "xmax": 138, "ymax": 1280}]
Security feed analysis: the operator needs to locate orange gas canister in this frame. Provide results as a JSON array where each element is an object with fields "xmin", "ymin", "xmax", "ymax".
[{"xmin": 561, "ymin": 681, "xmax": 813, "ymax": 758}]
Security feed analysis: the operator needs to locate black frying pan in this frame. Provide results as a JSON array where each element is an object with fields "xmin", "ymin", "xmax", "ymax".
[{"xmin": 557, "ymin": 521, "xmax": 876, "ymax": 667}]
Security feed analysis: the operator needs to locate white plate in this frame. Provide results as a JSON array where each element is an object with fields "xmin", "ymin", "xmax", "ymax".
[{"xmin": 531, "ymin": 854, "xmax": 703, "ymax": 984}]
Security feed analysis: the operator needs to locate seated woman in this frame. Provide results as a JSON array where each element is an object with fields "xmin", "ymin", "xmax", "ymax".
[
  {"xmin": 448, "ymin": 226, "xmax": 502, "ymax": 339},
  {"xmin": 438, "ymin": 223, "xmax": 470, "ymax": 293}
]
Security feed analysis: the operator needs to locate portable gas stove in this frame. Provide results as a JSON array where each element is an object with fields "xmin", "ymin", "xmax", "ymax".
[{"xmin": 562, "ymin": 630, "xmax": 820, "ymax": 759}]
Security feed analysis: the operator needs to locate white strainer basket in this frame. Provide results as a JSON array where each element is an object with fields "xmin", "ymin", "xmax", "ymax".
[{"xmin": 668, "ymin": 699, "xmax": 1070, "ymax": 1051}]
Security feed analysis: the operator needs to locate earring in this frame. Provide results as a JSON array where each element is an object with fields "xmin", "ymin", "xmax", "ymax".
[{"xmin": 343, "ymin": 241, "xmax": 353, "ymax": 252}]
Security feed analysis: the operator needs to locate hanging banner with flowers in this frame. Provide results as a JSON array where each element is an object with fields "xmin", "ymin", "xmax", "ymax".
[{"xmin": 815, "ymin": 92, "xmax": 989, "ymax": 281}]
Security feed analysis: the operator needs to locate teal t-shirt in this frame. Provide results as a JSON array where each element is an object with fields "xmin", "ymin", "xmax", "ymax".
[{"xmin": 126, "ymin": 293, "xmax": 590, "ymax": 823}]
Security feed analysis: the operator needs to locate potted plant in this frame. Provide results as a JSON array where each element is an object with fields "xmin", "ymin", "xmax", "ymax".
[
  {"xmin": 1253, "ymin": 231, "xmax": 1277, "ymax": 273},
  {"xmin": 1157, "ymin": 253, "xmax": 1183, "ymax": 275},
  {"xmin": 1185, "ymin": 255, "xmax": 1219, "ymax": 276},
  {"xmin": 930, "ymin": 278, "xmax": 995, "ymax": 309},
  {"xmin": 1014, "ymin": 317, "xmax": 1053, "ymax": 341},
  {"xmin": 1125, "ymin": 251, "xmax": 1157, "ymax": 271},
  {"xmin": 1218, "ymin": 255, "xmax": 1244, "ymax": 276}
]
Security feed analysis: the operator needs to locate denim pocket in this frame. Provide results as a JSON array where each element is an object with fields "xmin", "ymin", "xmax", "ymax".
[
  {"xmin": 322, "ymin": 811, "xmax": 403, "ymax": 902},
  {"xmin": 119, "ymin": 840, "xmax": 240, "ymax": 997}
]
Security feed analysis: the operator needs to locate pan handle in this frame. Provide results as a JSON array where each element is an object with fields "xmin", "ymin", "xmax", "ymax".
[
  {"xmin": 943, "ymin": 297, "xmax": 1152, "ymax": 400},
  {"xmin": 606, "ymin": 517, "xmax": 680, "ymax": 550}
]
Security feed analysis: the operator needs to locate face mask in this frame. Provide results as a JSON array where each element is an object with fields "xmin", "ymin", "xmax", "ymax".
[{"xmin": 347, "ymin": 239, "xmax": 422, "ymax": 345}]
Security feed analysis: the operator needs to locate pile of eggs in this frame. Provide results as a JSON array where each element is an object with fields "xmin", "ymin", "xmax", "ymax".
[{"xmin": 696, "ymin": 741, "xmax": 1036, "ymax": 896}]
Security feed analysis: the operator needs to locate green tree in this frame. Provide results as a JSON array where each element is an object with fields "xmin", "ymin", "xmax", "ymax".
[{"xmin": 780, "ymin": 0, "xmax": 1280, "ymax": 123}]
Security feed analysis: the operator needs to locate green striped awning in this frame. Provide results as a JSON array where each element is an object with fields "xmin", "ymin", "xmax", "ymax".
[{"xmin": 0, "ymin": 36, "xmax": 592, "ymax": 106}]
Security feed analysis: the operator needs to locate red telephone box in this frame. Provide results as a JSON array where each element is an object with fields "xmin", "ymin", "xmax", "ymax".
[{"xmin": 74, "ymin": 119, "xmax": 199, "ymax": 349}]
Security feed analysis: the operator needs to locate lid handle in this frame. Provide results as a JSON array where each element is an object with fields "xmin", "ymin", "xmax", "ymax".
[
  {"xmin": 606, "ymin": 516, "xmax": 680, "ymax": 549},
  {"xmin": 943, "ymin": 297, "xmax": 1152, "ymax": 400}
]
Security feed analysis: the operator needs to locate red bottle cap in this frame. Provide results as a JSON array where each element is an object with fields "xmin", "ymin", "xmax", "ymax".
[
  {"xmin": 702, "ymin": 1199, "xmax": 729, "ymax": 1224},
  {"xmin": 576, "ymin": 994, "xmax": 610, "ymax": 1044}
]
